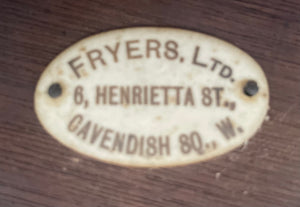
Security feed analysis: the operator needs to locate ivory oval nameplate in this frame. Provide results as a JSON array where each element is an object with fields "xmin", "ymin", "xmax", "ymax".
[{"xmin": 35, "ymin": 27, "xmax": 269, "ymax": 167}]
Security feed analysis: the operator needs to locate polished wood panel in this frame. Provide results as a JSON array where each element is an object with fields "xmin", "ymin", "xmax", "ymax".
[{"xmin": 0, "ymin": 0, "xmax": 299, "ymax": 206}]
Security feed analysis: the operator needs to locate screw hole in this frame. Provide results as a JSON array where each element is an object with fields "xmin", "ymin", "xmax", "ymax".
[
  {"xmin": 243, "ymin": 80, "xmax": 259, "ymax": 97},
  {"xmin": 48, "ymin": 83, "xmax": 62, "ymax": 98}
]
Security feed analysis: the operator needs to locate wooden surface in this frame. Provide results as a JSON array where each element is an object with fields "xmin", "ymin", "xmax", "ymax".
[{"xmin": 1, "ymin": 0, "xmax": 300, "ymax": 206}]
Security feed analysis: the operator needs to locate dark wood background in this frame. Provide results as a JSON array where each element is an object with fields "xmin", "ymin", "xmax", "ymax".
[{"xmin": 1, "ymin": 0, "xmax": 299, "ymax": 206}]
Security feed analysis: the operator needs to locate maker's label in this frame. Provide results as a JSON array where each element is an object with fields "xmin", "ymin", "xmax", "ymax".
[{"xmin": 34, "ymin": 27, "xmax": 269, "ymax": 167}]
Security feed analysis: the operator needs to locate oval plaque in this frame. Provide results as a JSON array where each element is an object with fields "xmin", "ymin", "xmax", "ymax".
[{"xmin": 34, "ymin": 27, "xmax": 269, "ymax": 167}]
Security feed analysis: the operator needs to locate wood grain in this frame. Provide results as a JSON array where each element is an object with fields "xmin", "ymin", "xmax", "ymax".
[{"xmin": 0, "ymin": 0, "xmax": 299, "ymax": 206}]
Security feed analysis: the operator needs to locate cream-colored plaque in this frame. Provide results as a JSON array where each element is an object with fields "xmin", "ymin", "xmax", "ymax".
[{"xmin": 35, "ymin": 27, "xmax": 269, "ymax": 167}]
